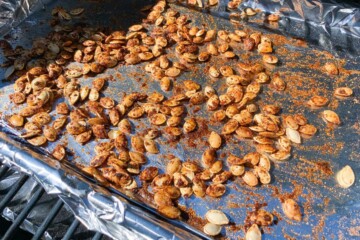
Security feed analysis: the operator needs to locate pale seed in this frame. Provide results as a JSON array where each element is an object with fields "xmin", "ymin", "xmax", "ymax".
[
  {"xmin": 336, "ymin": 165, "xmax": 355, "ymax": 188},
  {"xmin": 208, "ymin": 131, "xmax": 222, "ymax": 149},
  {"xmin": 322, "ymin": 110, "xmax": 340, "ymax": 125},
  {"xmin": 242, "ymin": 171, "xmax": 259, "ymax": 187},
  {"xmin": 205, "ymin": 209, "xmax": 229, "ymax": 225},
  {"xmin": 282, "ymin": 199, "xmax": 302, "ymax": 221},
  {"xmin": 245, "ymin": 224, "xmax": 262, "ymax": 240}
]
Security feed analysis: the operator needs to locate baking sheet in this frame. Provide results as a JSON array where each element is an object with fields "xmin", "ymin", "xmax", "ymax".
[{"xmin": 0, "ymin": 0, "xmax": 359, "ymax": 239}]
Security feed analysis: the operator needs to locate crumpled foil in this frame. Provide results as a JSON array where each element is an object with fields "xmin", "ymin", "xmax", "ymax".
[
  {"xmin": 0, "ymin": 170, "xmax": 91, "ymax": 240},
  {"xmin": 0, "ymin": 132, "xmax": 205, "ymax": 240},
  {"xmin": 240, "ymin": 0, "xmax": 360, "ymax": 57},
  {"xmin": 174, "ymin": 0, "xmax": 360, "ymax": 57},
  {"xmin": 0, "ymin": 0, "xmax": 53, "ymax": 36}
]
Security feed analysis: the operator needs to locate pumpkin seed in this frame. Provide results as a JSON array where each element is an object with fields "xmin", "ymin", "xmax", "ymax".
[
  {"xmin": 128, "ymin": 106, "xmax": 144, "ymax": 119},
  {"xmin": 324, "ymin": 62, "xmax": 338, "ymax": 75},
  {"xmin": 230, "ymin": 165, "xmax": 245, "ymax": 176},
  {"xmin": 205, "ymin": 209, "xmax": 229, "ymax": 225},
  {"xmin": 144, "ymin": 139, "xmax": 159, "ymax": 153},
  {"xmin": 206, "ymin": 183, "xmax": 226, "ymax": 198},
  {"xmin": 242, "ymin": 171, "xmax": 259, "ymax": 187},
  {"xmin": 222, "ymin": 119, "xmax": 239, "ymax": 134},
  {"xmin": 183, "ymin": 118, "xmax": 197, "ymax": 133},
  {"xmin": 334, "ymin": 87, "xmax": 353, "ymax": 99},
  {"xmin": 282, "ymin": 198, "xmax": 302, "ymax": 221},
  {"xmin": 250, "ymin": 209, "xmax": 274, "ymax": 226},
  {"xmin": 149, "ymin": 113, "xmax": 166, "ymax": 125},
  {"xmin": 263, "ymin": 54, "xmax": 278, "ymax": 64},
  {"xmin": 52, "ymin": 144, "xmax": 66, "ymax": 160},
  {"xmin": 336, "ymin": 165, "xmax": 355, "ymax": 188},
  {"xmin": 208, "ymin": 131, "xmax": 222, "ymax": 149},
  {"xmin": 28, "ymin": 135, "xmax": 47, "ymax": 146},
  {"xmin": 166, "ymin": 157, "xmax": 182, "ymax": 175},
  {"xmin": 158, "ymin": 206, "xmax": 181, "ymax": 219},
  {"xmin": 8, "ymin": 114, "xmax": 24, "ymax": 127},
  {"xmin": 322, "ymin": 110, "xmax": 340, "ymax": 125},
  {"xmin": 203, "ymin": 223, "xmax": 222, "ymax": 236},
  {"xmin": 245, "ymin": 224, "xmax": 262, "ymax": 240},
  {"xmin": 286, "ymin": 128, "xmax": 301, "ymax": 144}
]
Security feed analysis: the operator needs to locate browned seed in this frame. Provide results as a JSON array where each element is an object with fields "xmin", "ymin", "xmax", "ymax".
[
  {"xmin": 210, "ymin": 161, "xmax": 223, "ymax": 174},
  {"xmin": 222, "ymin": 119, "xmax": 239, "ymax": 134},
  {"xmin": 213, "ymin": 110, "xmax": 226, "ymax": 122},
  {"xmin": 271, "ymin": 75, "xmax": 286, "ymax": 91},
  {"xmin": 334, "ymin": 87, "xmax": 353, "ymax": 99},
  {"xmin": 263, "ymin": 54, "xmax": 278, "ymax": 64},
  {"xmin": 8, "ymin": 114, "xmax": 24, "ymax": 127},
  {"xmin": 9, "ymin": 92, "xmax": 26, "ymax": 104},
  {"xmin": 212, "ymin": 171, "xmax": 232, "ymax": 184},
  {"xmin": 128, "ymin": 106, "xmax": 144, "ymax": 119},
  {"xmin": 263, "ymin": 104, "xmax": 280, "ymax": 115},
  {"xmin": 149, "ymin": 113, "xmax": 166, "ymax": 125},
  {"xmin": 152, "ymin": 174, "xmax": 172, "ymax": 187},
  {"xmin": 139, "ymin": 166, "xmax": 159, "ymax": 181},
  {"xmin": 118, "ymin": 119, "xmax": 132, "ymax": 134},
  {"xmin": 131, "ymin": 136, "xmax": 145, "ymax": 152},
  {"xmin": 56, "ymin": 102, "xmax": 69, "ymax": 115},
  {"xmin": 165, "ymin": 67, "xmax": 181, "ymax": 77},
  {"xmin": 129, "ymin": 151, "xmax": 147, "ymax": 164},
  {"xmin": 66, "ymin": 121, "xmax": 86, "ymax": 135},
  {"xmin": 43, "ymin": 126, "xmax": 57, "ymax": 141},
  {"xmin": 198, "ymin": 52, "xmax": 210, "ymax": 62},
  {"xmin": 158, "ymin": 206, "xmax": 181, "ymax": 219},
  {"xmin": 94, "ymin": 142, "xmax": 114, "ymax": 155},
  {"xmin": 322, "ymin": 110, "xmax": 340, "ymax": 125},
  {"xmin": 299, "ymin": 124, "xmax": 317, "ymax": 136},
  {"xmin": 28, "ymin": 135, "xmax": 47, "ymax": 146},
  {"xmin": 32, "ymin": 112, "xmax": 52, "ymax": 125},
  {"xmin": 324, "ymin": 62, "xmax": 338, "ymax": 75},
  {"xmin": 148, "ymin": 92, "xmax": 165, "ymax": 103},
  {"xmin": 183, "ymin": 118, "xmax": 197, "ymax": 133},
  {"xmin": 154, "ymin": 191, "xmax": 173, "ymax": 207},
  {"xmin": 307, "ymin": 95, "xmax": 328, "ymax": 108},
  {"xmin": 206, "ymin": 183, "xmax": 226, "ymax": 198},
  {"xmin": 99, "ymin": 97, "xmax": 115, "ymax": 109},
  {"xmin": 166, "ymin": 157, "xmax": 182, "ymax": 175},
  {"xmin": 202, "ymin": 148, "xmax": 216, "ymax": 168},
  {"xmin": 282, "ymin": 199, "xmax": 302, "ymax": 221},
  {"xmin": 52, "ymin": 144, "xmax": 66, "ymax": 160}
]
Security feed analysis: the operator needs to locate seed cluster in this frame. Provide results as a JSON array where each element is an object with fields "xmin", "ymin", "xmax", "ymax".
[{"xmin": 0, "ymin": 0, "xmax": 354, "ymax": 237}]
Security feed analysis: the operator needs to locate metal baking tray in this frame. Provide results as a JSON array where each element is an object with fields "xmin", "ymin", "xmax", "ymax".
[{"xmin": 0, "ymin": 0, "xmax": 359, "ymax": 239}]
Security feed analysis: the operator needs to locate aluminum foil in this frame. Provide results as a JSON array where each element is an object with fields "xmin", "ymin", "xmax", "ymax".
[
  {"xmin": 175, "ymin": 0, "xmax": 360, "ymax": 58},
  {"xmin": 0, "ymin": 0, "xmax": 54, "ymax": 36},
  {"xmin": 240, "ymin": 0, "xmax": 360, "ymax": 57},
  {"xmin": 0, "ymin": 169, "xmax": 96, "ymax": 239},
  {"xmin": 0, "ymin": 0, "xmax": 359, "ymax": 239}
]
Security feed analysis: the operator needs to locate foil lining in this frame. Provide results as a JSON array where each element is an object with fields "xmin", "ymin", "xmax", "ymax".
[
  {"xmin": 240, "ymin": 0, "xmax": 360, "ymax": 57},
  {"xmin": 174, "ymin": 0, "xmax": 360, "ymax": 57},
  {"xmin": 0, "ymin": 0, "xmax": 53, "ymax": 36},
  {"xmin": 0, "ymin": 170, "xmax": 90, "ymax": 240}
]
